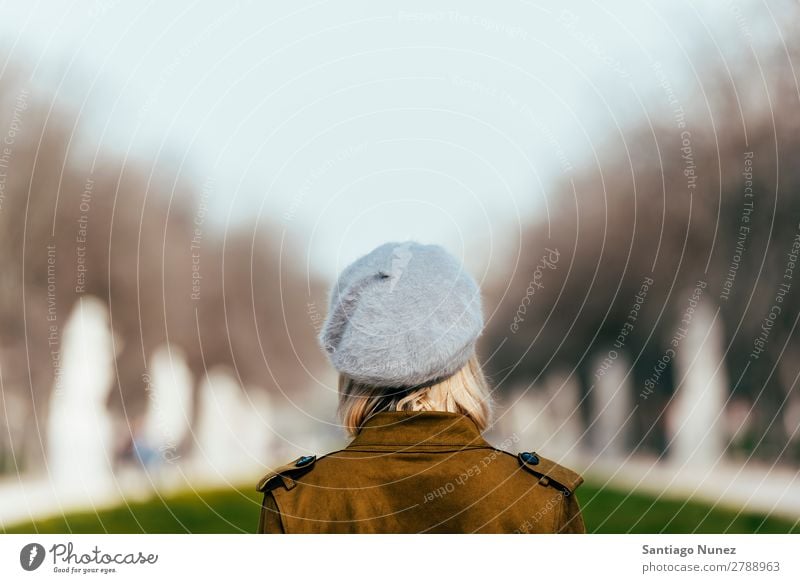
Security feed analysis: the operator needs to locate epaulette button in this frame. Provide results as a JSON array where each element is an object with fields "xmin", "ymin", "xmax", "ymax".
[
  {"xmin": 295, "ymin": 455, "xmax": 316, "ymax": 467},
  {"xmin": 521, "ymin": 451, "xmax": 540, "ymax": 465}
]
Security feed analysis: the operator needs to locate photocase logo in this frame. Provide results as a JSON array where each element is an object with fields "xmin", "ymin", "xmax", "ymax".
[
  {"xmin": 20, "ymin": 543, "xmax": 46, "ymax": 571},
  {"xmin": 382, "ymin": 242, "xmax": 414, "ymax": 292}
]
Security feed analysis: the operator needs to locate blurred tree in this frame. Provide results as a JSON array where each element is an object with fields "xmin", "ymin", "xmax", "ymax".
[
  {"xmin": 483, "ymin": 13, "xmax": 800, "ymax": 462},
  {"xmin": 0, "ymin": 56, "xmax": 326, "ymax": 472}
]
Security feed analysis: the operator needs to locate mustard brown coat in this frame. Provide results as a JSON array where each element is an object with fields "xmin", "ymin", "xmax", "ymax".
[{"xmin": 256, "ymin": 411, "xmax": 586, "ymax": 533}]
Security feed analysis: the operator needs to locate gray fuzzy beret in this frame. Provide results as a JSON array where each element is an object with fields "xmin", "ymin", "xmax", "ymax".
[{"xmin": 319, "ymin": 241, "xmax": 484, "ymax": 388}]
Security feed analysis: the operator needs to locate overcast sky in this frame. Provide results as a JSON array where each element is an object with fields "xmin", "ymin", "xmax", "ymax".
[{"xmin": 0, "ymin": 0, "xmax": 779, "ymax": 279}]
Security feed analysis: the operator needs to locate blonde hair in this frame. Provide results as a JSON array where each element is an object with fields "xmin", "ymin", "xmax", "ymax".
[{"xmin": 338, "ymin": 355, "xmax": 492, "ymax": 437}]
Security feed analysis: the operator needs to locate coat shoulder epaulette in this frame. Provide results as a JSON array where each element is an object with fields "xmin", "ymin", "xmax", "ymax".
[
  {"xmin": 516, "ymin": 451, "xmax": 584, "ymax": 495},
  {"xmin": 256, "ymin": 455, "xmax": 317, "ymax": 492}
]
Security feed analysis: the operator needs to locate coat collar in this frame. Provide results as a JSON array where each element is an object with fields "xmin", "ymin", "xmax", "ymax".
[{"xmin": 347, "ymin": 410, "xmax": 491, "ymax": 451}]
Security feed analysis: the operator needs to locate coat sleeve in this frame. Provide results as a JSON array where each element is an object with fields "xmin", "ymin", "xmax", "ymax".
[
  {"xmin": 557, "ymin": 490, "xmax": 586, "ymax": 533},
  {"xmin": 257, "ymin": 491, "xmax": 285, "ymax": 534}
]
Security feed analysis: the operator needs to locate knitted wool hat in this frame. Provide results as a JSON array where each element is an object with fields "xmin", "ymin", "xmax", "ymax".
[{"xmin": 318, "ymin": 241, "xmax": 484, "ymax": 388}]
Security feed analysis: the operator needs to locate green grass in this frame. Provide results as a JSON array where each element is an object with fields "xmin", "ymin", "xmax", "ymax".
[
  {"xmin": 4, "ymin": 481, "xmax": 798, "ymax": 533},
  {"xmin": 578, "ymin": 483, "xmax": 799, "ymax": 533},
  {"xmin": 4, "ymin": 488, "xmax": 264, "ymax": 534}
]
